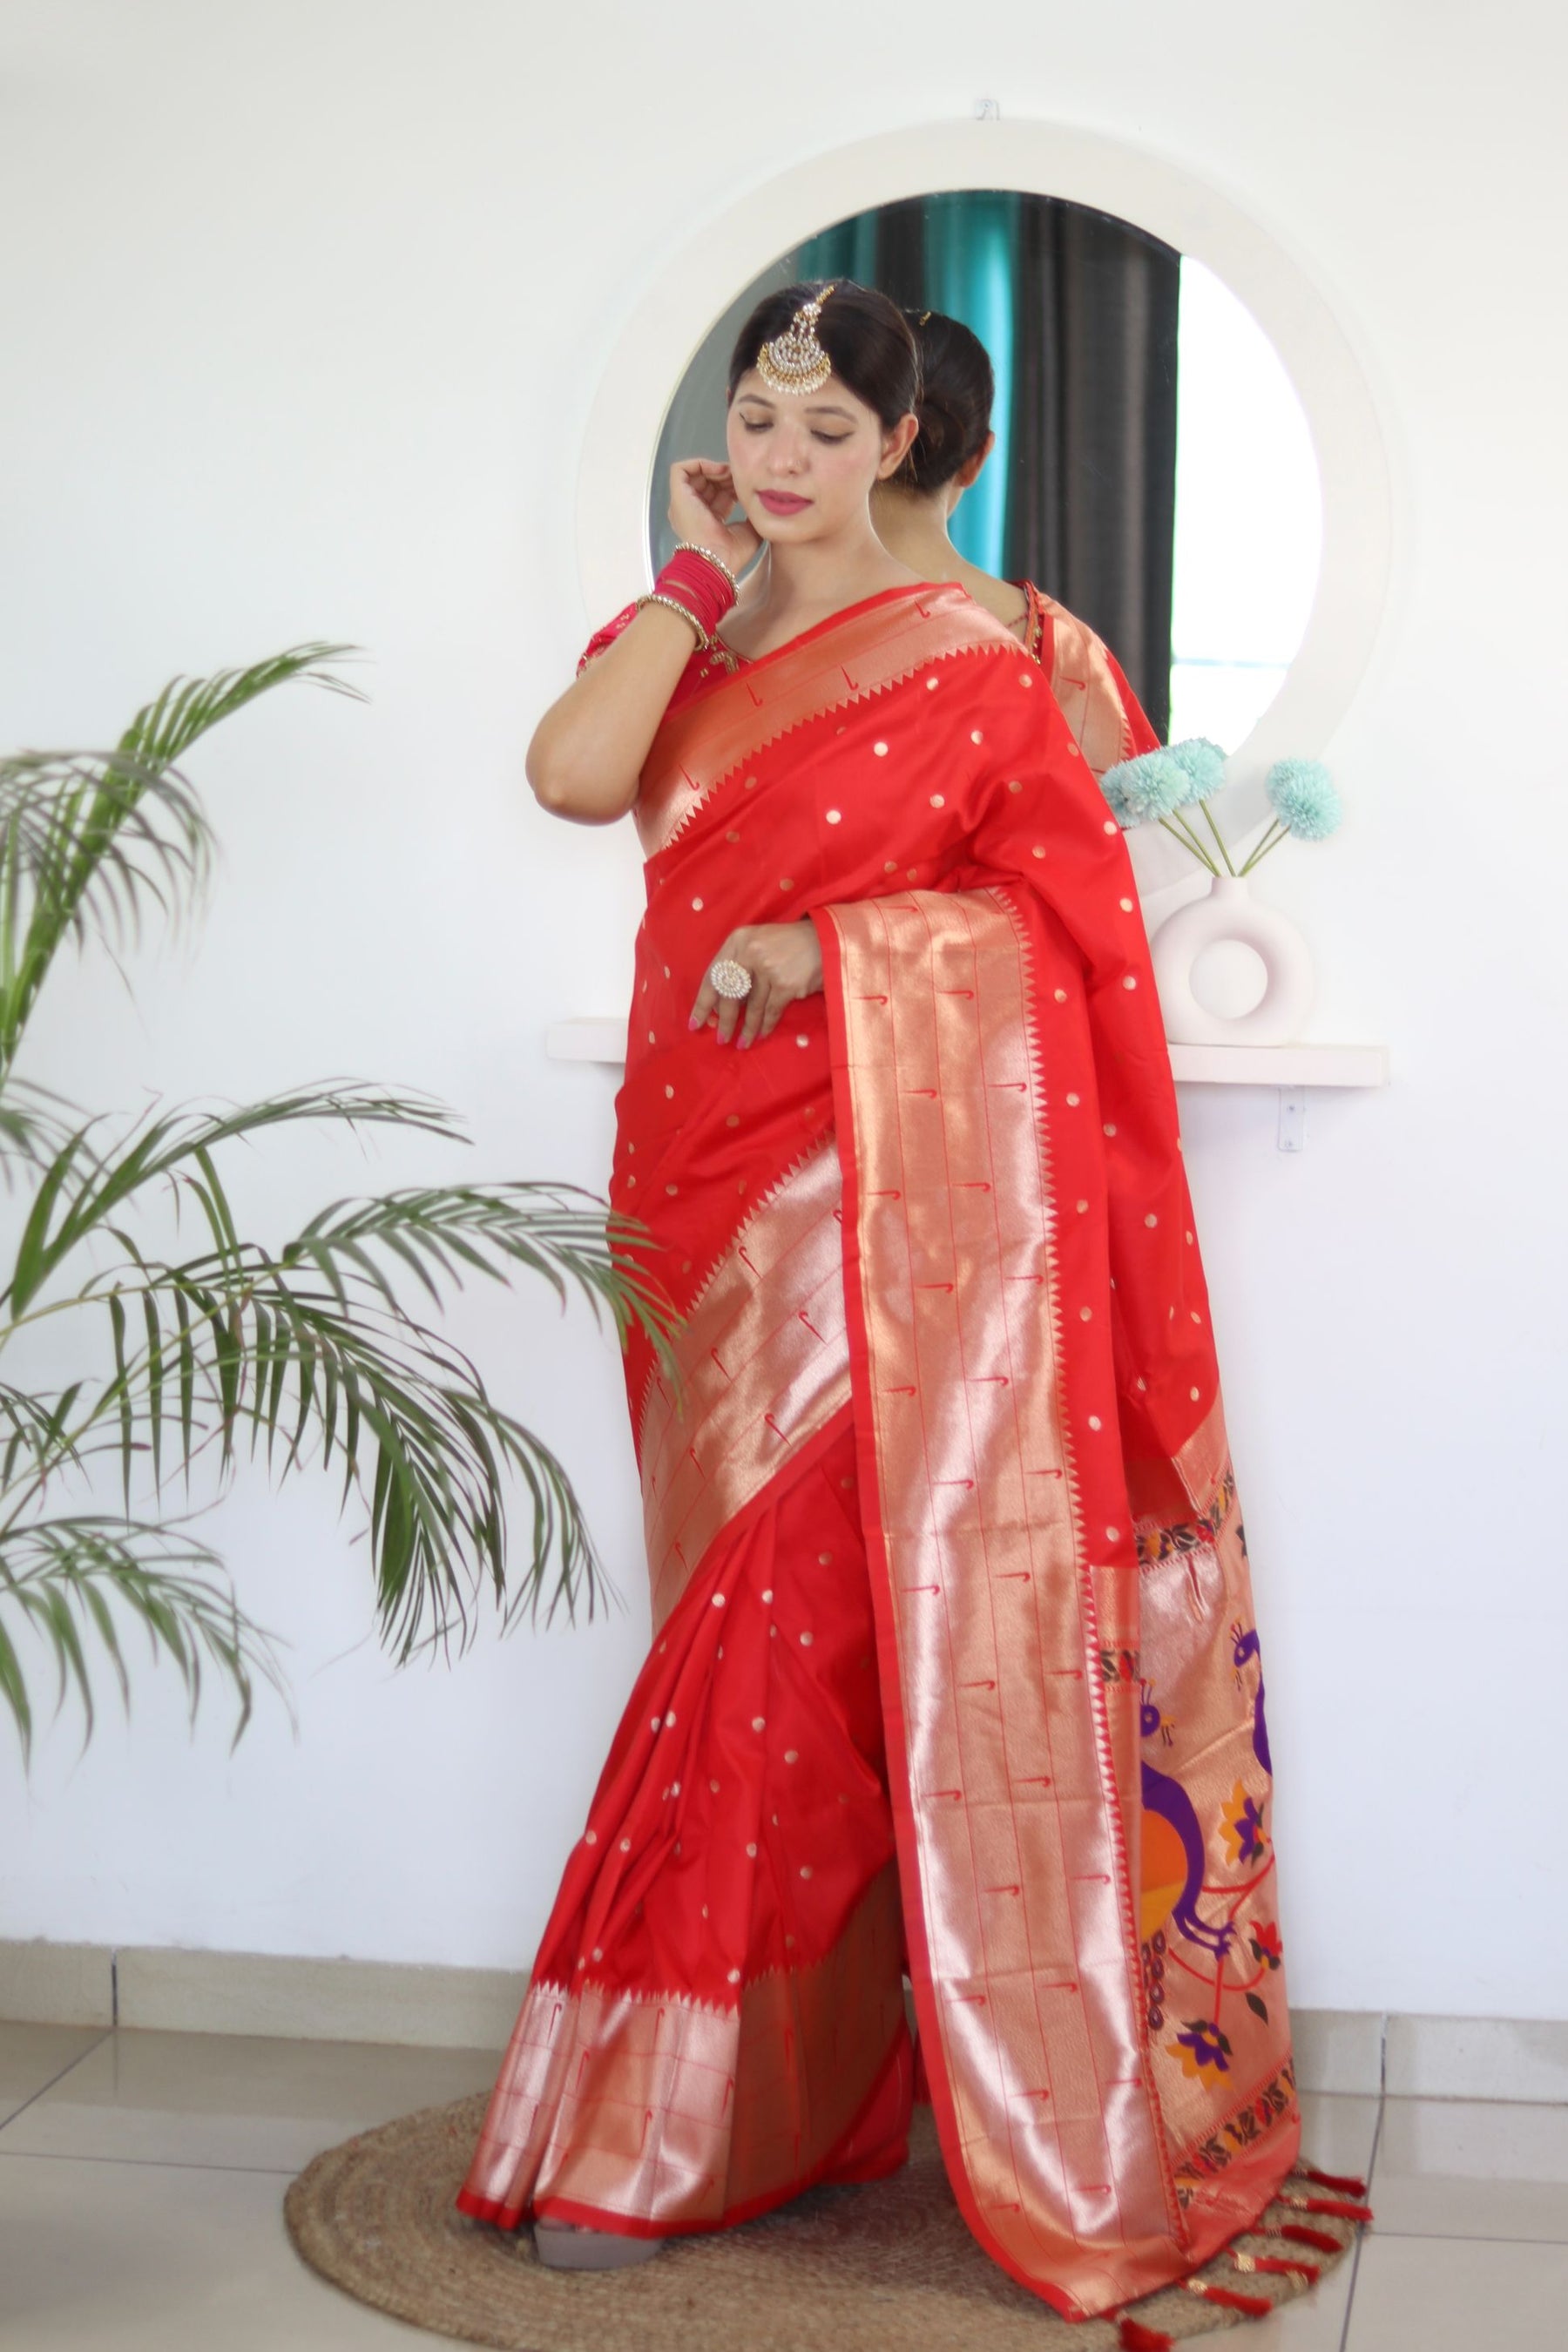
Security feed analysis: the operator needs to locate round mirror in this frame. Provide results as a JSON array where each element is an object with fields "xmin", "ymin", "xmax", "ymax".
[{"xmin": 649, "ymin": 190, "xmax": 1321, "ymax": 757}]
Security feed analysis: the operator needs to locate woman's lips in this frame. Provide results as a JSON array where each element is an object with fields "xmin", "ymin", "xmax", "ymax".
[{"xmin": 758, "ymin": 490, "xmax": 811, "ymax": 514}]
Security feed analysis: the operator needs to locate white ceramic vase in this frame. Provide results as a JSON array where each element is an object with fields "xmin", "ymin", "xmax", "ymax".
[{"xmin": 1149, "ymin": 873, "xmax": 1315, "ymax": 1046}]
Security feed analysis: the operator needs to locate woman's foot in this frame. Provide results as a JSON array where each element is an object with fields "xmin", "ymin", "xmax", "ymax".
[{"xmin": 532, "ymin": 2218, "xmax": 663, "ymax": 2271}]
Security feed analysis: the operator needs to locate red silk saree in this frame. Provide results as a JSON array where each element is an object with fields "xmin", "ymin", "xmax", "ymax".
[{"xmin": 457, "ymin": 583, "xmax": 1297, "ymax": 2320}]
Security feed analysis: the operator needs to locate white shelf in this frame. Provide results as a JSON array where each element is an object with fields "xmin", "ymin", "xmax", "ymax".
[
  {"xmin": 546, "ymin": 1019, "xmax": 628, "ymax": 1063},
  {"xmin": 1166, "ymin": 1041, "xmax": 1388, "ymax": 1088},
  {"xmin": 546, "ymin": 1019, "xmax": 1388, "ymax": 1090}
]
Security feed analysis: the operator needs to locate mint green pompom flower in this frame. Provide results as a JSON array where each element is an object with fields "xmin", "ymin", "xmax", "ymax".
[
  {"xmin": 1099, "ymin": 748, "xmax": 1198, "ymax": 829},
  {"xmin": 1264, "ymin": 759, "xmax": 1342, "ymax": 841}
]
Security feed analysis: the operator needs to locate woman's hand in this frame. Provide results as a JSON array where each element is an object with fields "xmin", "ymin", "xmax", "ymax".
[
  {"xmin": 687, "ymin": 919, "xmax": 823, "ymax": 1048},
  {"xmin": 668, "ymin": 460, "xmax": 761, "ymax": 580}
]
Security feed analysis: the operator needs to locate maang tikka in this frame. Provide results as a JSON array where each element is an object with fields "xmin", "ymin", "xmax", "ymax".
[{"xmin": 754, "ymin": 285, "xmax": 836, "ymax": 396}]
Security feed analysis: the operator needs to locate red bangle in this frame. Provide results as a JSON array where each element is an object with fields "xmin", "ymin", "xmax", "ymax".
[{"xmin": 655, "ymin": 547, "xmax": 736, "ymax": 639}]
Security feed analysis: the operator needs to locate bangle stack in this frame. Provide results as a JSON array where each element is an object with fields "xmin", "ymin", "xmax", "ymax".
[{"xmin": 635, "ymin": 542, "xmax": 739, "ymax": 656}]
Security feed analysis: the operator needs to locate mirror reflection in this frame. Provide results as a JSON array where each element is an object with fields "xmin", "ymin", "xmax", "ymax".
[{"xmin": 651, "ymin": 191, "xmax": 1321, "ymax": 752}]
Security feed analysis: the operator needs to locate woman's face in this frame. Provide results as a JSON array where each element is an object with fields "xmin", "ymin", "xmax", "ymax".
[{"xmin": 726, "ymin": 369, "xmax": 916, "ymax": 544}]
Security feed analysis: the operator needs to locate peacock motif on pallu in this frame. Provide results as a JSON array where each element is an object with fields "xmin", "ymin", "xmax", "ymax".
[
  {"xmin": 1138, "ymin": 1686, "xmax": 1237, "ymax": 1961},
  {"xmin": 1232, "ymin": 1619, "xmax": 1270, "ymax": 1775}
]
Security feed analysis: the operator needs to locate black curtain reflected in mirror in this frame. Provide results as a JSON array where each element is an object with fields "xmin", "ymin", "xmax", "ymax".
[{"xmin": 1008, "ymin": 203, "xmax": 1179, "ymax": 740}]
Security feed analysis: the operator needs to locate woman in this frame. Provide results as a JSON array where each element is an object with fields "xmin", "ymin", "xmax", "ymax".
[
  {"xmin": 456, "ymin": 281, "xmax": 1300, "ymax": 2323},
  {"xmin": 871, "ymin": 307, "xmax": 1157, "ymax": 781}
]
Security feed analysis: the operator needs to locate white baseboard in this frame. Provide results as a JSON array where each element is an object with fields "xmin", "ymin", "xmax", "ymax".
[{"xmin": 2, "ymin": 1939, "xmax": 1565, "ymax": 2101}]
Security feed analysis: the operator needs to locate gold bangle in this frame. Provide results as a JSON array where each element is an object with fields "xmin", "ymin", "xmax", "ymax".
[
  {"xmin": 672, "ymin": 539, "xmax": 740, "ymax": 596},
  {"xmin": 636, "ymin": 591, "xmax": 709, "ymax": 652}
]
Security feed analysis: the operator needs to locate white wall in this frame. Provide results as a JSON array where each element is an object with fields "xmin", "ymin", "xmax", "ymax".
[{"xmin": 1, "ymin": 0, "xmax": 1563, "ymax": 2021}]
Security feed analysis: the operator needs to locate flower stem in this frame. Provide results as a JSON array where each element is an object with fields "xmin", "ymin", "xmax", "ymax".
[
  {"xmin": 1159, "ymin": 815, "xmax": 1220, "ymax": 875},
  {"xmin": 1240, "ymin": 820, "xmax": 1288, "ymax": 875},
  {"xmin": 1200, "ymin": 797, "xmax": 1238, "ymax": 876}
]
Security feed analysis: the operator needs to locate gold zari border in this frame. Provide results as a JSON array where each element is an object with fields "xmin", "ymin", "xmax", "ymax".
[
  {"xmin": 634, "ymin": 585, "xmax": 1018, "ymax": 859},
  {"xmin": 638, "ymin": 1137, "xmax": 851, "ymax": 1632},
  {"xmin": 461, "ymin": 1862, "xmax": 906, "ymax": 2227}
]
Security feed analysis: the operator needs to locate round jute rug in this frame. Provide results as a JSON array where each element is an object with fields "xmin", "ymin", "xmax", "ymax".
[{"xmin": 283, "ymin": 2096, "xmax": 1360, "ymax": 2350}]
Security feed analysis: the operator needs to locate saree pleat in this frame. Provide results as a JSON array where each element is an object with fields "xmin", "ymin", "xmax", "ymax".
[
  {"xmin": 459, "ymin": 584, "xmax": 1296, "ymax": 2315},
  {"xmin": 456, "ymin": 1409, "xmax": 914, "ymax": 2231}
]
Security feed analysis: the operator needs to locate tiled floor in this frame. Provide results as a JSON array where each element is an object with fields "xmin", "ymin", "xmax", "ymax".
[{"xmin": 0, "ymin": 2020, "xmax": 1561, "ymax": 2347}]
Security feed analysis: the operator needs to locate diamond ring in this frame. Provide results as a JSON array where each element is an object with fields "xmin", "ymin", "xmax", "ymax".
[{"xmin": 708, "ymin": 957, "xmax": 754, "ymax": 1000}]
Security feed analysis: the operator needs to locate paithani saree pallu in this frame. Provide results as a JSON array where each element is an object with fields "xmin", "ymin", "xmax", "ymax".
[{"xmin": 457, "ymin": 584, "xmax": 1297, "ymax": 2320}]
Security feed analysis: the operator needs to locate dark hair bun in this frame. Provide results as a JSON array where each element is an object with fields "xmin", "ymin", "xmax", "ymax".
[
  {"xmin": 897, "ymin": 310, "xmax": 995, "ymax": 493},
  {"xmin": 727, "ymin": 280, "xmax": 919, "ymax": 430}
]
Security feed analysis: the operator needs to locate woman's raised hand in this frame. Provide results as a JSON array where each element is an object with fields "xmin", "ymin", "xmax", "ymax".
[
  {"xmin": 668, "ymin": 460, "xmax": 761, "ymax": 578},
  {"xmin": 687, "ymin": 920, "xmax": 823, "ymax": 1049}
]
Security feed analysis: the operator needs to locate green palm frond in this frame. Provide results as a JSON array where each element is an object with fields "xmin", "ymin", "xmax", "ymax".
[
  {"xmin": 0, "ymin": 644, "xmax": 358, "ymax": 1074},
  {"xmin": 0, "ymin": 1515, "xmax": 291, "ymax": 1766},
  {"xmin": 0, "ymin": 645, "xmax": 684, "ymax": 1764},
  {"xmin": 2, "ymin": 1082, "xmax": 470, "ymax": 1316},
  {"xmin": 281, "ymin": 1180, "xmax": 683, "ymax": 1363}
]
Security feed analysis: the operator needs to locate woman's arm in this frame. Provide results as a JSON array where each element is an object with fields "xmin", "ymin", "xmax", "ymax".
[
  {"xmin": 526, "ymin": 601, "xmax": 700, "ymax": 825},
  {"xmin": 526, "ymin": 462, "xmax": 761, "ymax": 826}
]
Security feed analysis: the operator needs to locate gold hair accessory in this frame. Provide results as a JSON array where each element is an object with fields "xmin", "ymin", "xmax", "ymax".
[{"xmin": 755, "ymin": 285, "xmax": 835, "ymax": 396}]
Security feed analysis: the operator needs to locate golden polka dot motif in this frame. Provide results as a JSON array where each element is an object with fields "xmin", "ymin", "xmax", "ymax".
[
  {"xmin": 1054, "ymin": 987, "xmax": 1068, "ymax": 1002},
  {"xmin": 929, "ymin": 794, "xmax": 944, "ymax": 808},
  {"xmin": 873, "ymin": 740, "xmax": 889, "ymax": 756},
  {"xmin": 1079, "ymin": 1306, "xmax": 1092, "ymax": 1321},
  {"xmin": 1008, "ymin": 779, "xmax": 1023, "ymax": 793}
]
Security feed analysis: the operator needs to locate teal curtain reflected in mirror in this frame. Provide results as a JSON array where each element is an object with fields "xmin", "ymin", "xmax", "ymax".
[{"xmin": 799, "ymin": 193, "xmax": 1019, "ymax": 576}]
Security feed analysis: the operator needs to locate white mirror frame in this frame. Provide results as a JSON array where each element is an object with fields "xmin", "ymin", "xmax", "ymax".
[{"xmin": 574, "ymin": 119, "xmax": 1392, "ymax": 893}]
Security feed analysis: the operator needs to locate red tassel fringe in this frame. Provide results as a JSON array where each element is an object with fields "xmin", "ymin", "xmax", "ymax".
[
  {"xmin": 1301, "ymin": 2163, "xmax": 1368, "ymax": 2195},
  {"xmin": 1243, "ymin": 2252, "xmax": 1321, "ymax": 2284},
  {"xmin": 1301, "ymin": 2196, "xmax": 1373, "ymax": 2222},
  {"xmin": 1275, "ymin": 2220, "xmax": 1345, "ymax": 2255},
  {"xmin": 1185, "ymin": 2280, "xmax": 1274, "ymax": 2318},
  {"xmin": 1118, "ymin": 2324, "xmax": 1175, "ymax": 2351}
]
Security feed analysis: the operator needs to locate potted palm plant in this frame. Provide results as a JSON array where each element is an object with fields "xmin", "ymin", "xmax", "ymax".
[{"xmin": 0, "ymin": 645, "xmax": 678, "ymax": 1763}]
